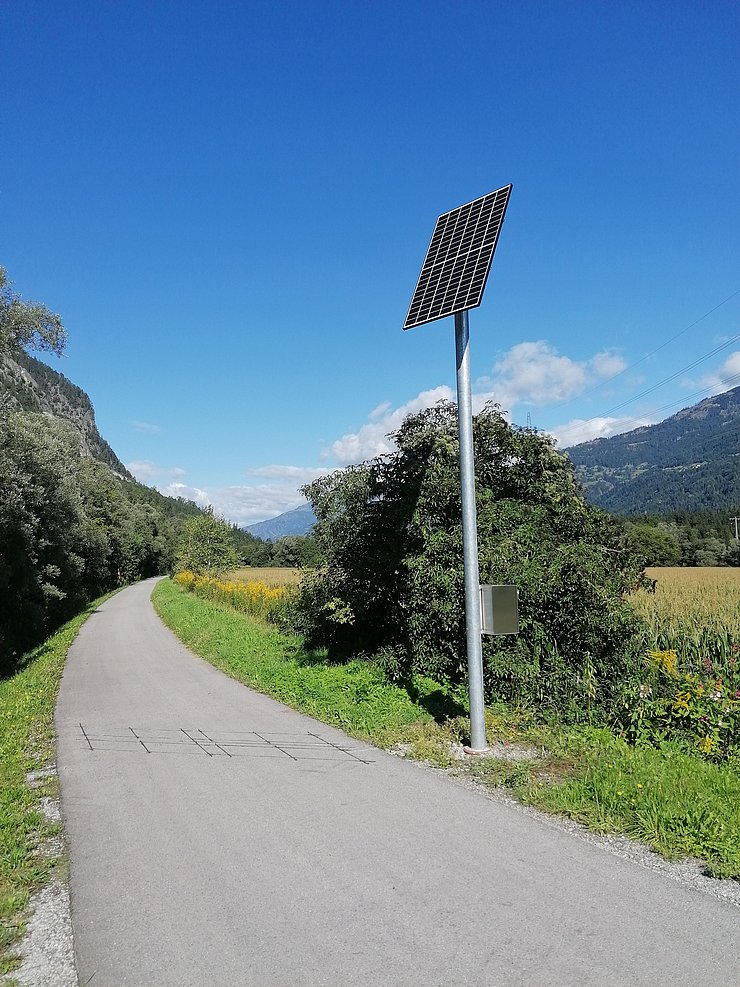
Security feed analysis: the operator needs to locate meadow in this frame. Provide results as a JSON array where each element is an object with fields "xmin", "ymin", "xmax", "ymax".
[{"xmin": 173, "ymin": 569, "xmax": 298, "ymax": 623}]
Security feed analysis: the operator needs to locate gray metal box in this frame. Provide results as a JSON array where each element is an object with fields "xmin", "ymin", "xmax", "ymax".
[{"xmin": 480, "ymin": 585, "xmax": 519, "ymax": 636}]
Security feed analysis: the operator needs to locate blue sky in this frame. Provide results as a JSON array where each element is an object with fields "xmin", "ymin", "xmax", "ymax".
[{"xmin": 3, "ymin": 0, "xmax": 739, "ymax": 524}]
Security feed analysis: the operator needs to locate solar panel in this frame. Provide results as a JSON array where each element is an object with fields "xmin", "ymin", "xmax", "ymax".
[{"xmin": 403, "ymin": 184, "xmax": 512, "ymax": 330}]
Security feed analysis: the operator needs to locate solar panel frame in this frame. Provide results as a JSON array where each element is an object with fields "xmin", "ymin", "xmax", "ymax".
[{"xmin": 403, "ymin": 184, "xmax": 512, "ymax": 330}]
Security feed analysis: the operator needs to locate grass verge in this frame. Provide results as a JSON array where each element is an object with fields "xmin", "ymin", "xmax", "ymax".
[
  {"xmin": 0, "ymin": 594, "xmax": 114, "ymax": 977},
  {"xmin": 153, "ymin": 577, "xmax": 439, "ymax": 742},
  {"xmin": 153, "ymin": 578, "xmax": 740, "ymax": 881}
]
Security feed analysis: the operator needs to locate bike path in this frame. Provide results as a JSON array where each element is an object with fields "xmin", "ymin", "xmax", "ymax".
[{"xmin": 55, "ymin": 579, "xmax": 740, "ymax": 986}]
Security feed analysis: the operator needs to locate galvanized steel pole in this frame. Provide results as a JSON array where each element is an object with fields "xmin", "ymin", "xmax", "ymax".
[{"xmin": 455, "ymin": 310, "xmax": 488, "ymax": 753}]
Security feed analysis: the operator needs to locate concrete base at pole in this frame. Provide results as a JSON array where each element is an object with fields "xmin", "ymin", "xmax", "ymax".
[{"xmin": 463, "ymin": 746, "xmax": 491, "ymax": 757}]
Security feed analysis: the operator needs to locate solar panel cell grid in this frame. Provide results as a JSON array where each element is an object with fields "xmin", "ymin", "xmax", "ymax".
[{"xmin": 404, "ymin": 184, "xmax": 512, "ymax": 330}]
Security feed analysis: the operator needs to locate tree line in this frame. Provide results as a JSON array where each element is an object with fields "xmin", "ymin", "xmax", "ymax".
[
  {"xmin": 624, "ymin": 510, "xmax": 740, "ymax": 567},
  {"xmin": 0, "ymin": 268, "xmax": 305, "ymax": 671}
]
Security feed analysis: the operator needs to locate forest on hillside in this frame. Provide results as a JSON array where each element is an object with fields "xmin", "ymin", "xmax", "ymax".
[
  {"xmin": 0, "ymin": 268, "xmax": 283, "ymax": 669},
  {"xmin": 568, "ymin": 386, "xmax": 740, "ymax": 515}
]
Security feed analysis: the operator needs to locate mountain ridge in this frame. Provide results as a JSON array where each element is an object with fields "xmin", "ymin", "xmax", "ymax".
[
  {"xmin": 567, "ymin": 384, "xmax": 740, "ymax": 514},
  {"xmin": 245, "ymin": 503, "xmax": 316, "ymax": 540}
]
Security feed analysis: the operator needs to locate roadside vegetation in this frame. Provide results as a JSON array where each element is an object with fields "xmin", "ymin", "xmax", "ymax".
[{"xmin": 0, "ymin": 596, "xmax": 114, "ymax": 977}]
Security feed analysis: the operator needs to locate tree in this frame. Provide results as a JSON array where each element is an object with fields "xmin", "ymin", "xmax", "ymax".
[
  {"xmin": 0, "ymin": 413, "xmax": 108, "ymax": 665},
  {"xmin": 301, "ymin": 402, "xmax": 645, "ymax": 718},
  {"xmin": 625, "ymin": 521, "xmax": 681, "ymax": 566},
  {"xmin": 231, "ymin": 525, "xmax": 273, "ymax": 566},
  {"xmin": 271, "ymin": 534, "xmax": 322, "ymax": 568},
  {"xmin": 175, "ymin": 509, "xmax": 240, "ymax": 575},
  {"xmin": 0, "ymin": 267, "xmax": 66, "ymax": 357}
]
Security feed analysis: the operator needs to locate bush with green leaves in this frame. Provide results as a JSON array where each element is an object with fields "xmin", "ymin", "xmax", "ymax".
[
  {"xmin": 621, "ymin": 647, "xmax": 740, "ymax": 760},
  {"xmin": 301, "ymin": 402, "xmax": 645, "ymax": 719}
]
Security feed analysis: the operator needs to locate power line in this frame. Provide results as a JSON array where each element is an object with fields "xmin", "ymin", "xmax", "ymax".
[
  {"xmin": 577, "ymin": 287, "xmax": 740, "ymax": 401},
  {"xmin": 594, "ymin": 332, "xmax": 740, "ymax": 419},
  {"xmin": 553, "ymin": 362, "xmax": 740, "ymax": 447}
]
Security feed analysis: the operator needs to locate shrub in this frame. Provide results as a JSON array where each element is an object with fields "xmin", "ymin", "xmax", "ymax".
[
  {"xmin": 621, "ymin": 647, "xmax": 740, "ymax": 760},
  {"xmin": 300, "ymin": 402, "xmax": 645, "ymax": 719}
]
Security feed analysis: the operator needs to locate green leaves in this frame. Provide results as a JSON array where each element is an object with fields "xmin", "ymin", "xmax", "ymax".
[
  {"xmin": 175, "ymin": 508, "xmax": 241, "ymax": 576},
  {"xmin": 0, "ymin": 412, "xmax": 179, "ymax": 669},
  {"xmin": 0, "ymin": 268, "xmax": 66, "ymax": 358}
]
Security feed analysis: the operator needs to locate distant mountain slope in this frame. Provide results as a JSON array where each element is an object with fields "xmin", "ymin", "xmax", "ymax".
[
  {"xmin": 567, "ymin": 385, "xmax": 740, "ymax": 515},
  {"xmin": 0, "ymin": 349, "xmax": 131, "ymax": 476},
  {"xmin": 246, "ymin": 503, "xmax": 316, "ymax": 541}
]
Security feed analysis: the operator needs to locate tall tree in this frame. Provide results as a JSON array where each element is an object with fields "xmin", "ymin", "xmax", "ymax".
[{"xmin": 175, "ymin": 509, "xmax": 240, "ymax": 575}]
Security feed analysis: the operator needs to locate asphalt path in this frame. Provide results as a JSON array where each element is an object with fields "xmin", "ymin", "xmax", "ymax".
[{"xmin": 56, "ymin": 579, "xmax": 740, "ymax": 986}]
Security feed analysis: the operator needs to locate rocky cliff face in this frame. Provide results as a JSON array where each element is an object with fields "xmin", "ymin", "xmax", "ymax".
[{"xmin": 0, "ymin": 349, "xmax": 131, "ymax": 477}]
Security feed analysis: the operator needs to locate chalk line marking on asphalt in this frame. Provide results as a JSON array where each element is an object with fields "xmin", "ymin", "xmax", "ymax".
[{"xmin": 75, "ymin": 724, "xmax": 376, "ymax": 763}]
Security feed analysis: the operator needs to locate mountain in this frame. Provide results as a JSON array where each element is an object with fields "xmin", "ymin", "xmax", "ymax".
[
  {"xmin": 0, "ymin": 349, "xmax": 131, "ymax": 476},
  {"xmin": 567, "ymin": 385, "xmax": 740, "ymax": 515},
  {"xmin": 246, "ymin": 503, "xmax": 316, "ymax": 541}
]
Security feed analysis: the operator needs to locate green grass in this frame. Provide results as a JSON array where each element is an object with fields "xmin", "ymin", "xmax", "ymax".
[
  {"xmin": 153, "ymin": 578, "xmax": 740, "ymax": 881},
  {"xmin": 0, "ymin": 595, "xmax": 116, "ymax": 976},
  {"xmin": 465, "ymin": 719, "xmax": 740, "ymax": 880}
]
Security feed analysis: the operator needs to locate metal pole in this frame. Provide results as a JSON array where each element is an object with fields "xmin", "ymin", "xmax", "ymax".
[{"xmin": 455, "ymin": 310, "xmax": 488, "ymax": 753}]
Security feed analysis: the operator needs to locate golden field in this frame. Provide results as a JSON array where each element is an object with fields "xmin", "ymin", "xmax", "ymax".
[
  {"xmin": 227, "ymin": 566, "xmax": 303, "ymax": 587},
  {"xmin": 173, "ymin": 570, "xmax": 294, "ymax": 621},
  {"xmin": 631, "ymin": 567, "xmax": 740, "ymax": 669}
]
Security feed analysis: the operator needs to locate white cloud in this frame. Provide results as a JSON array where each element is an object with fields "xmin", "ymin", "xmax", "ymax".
[
  {"xmin": 550, "ymin": 415, "xmax": 654, "ymax": 448},
  {"xmin": 160, "ymin": 481, "xmax": 211, "ymax": 508},
  {"xmin": 698, "ymin": 351, "xmax": 740, "ymax": 395},
  {"xmin": 481, "ymin": 341, "xmax": 586, "ymax": 409},
  {"xmin": 156, "ymin": 482, "xmax": 307, "ymax": 527},
  {"xmin": 127, "ymin": 460, "xmax": 186, "ymax": 483},
  {"xmin": 326, "ymin": 385, "xmax": 454, "ymax": 465},
  {"xmin": 472, "ymin": 342, "xmax": 628, "ymax": 414},
  {"xmin": 130, "ymin": 420, "xmax": 162, "ymax": 434},
  {"xmin": 590, "ymin": 351, "xmax": 627, "ymax": 379},
  {"xmin": 207, "ymin": 484, "xmax": 309, "ymax": 526},
  {"xmin": 249, "ymin": 464, "xmax": 333, "ymax": 484},
  {"xmin": 369, "ymin": 401, "xmax": 391, "ymax": 422},
  {"xmin": 151, "ymin": 468, "xmax": 320, "ymax": 526}
]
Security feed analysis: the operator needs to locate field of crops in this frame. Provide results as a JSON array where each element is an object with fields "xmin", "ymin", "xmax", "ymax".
[
  {"xmin": 631, "ymin": 566, "xmax": 740, "ymax": 671},
  {"xmin": 174, "ymin": 568, "xmax": 300, "ymax": 623},
  {"xmin": 228, "ymin": 567, "xmax": 303, "ymax": 587}
]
